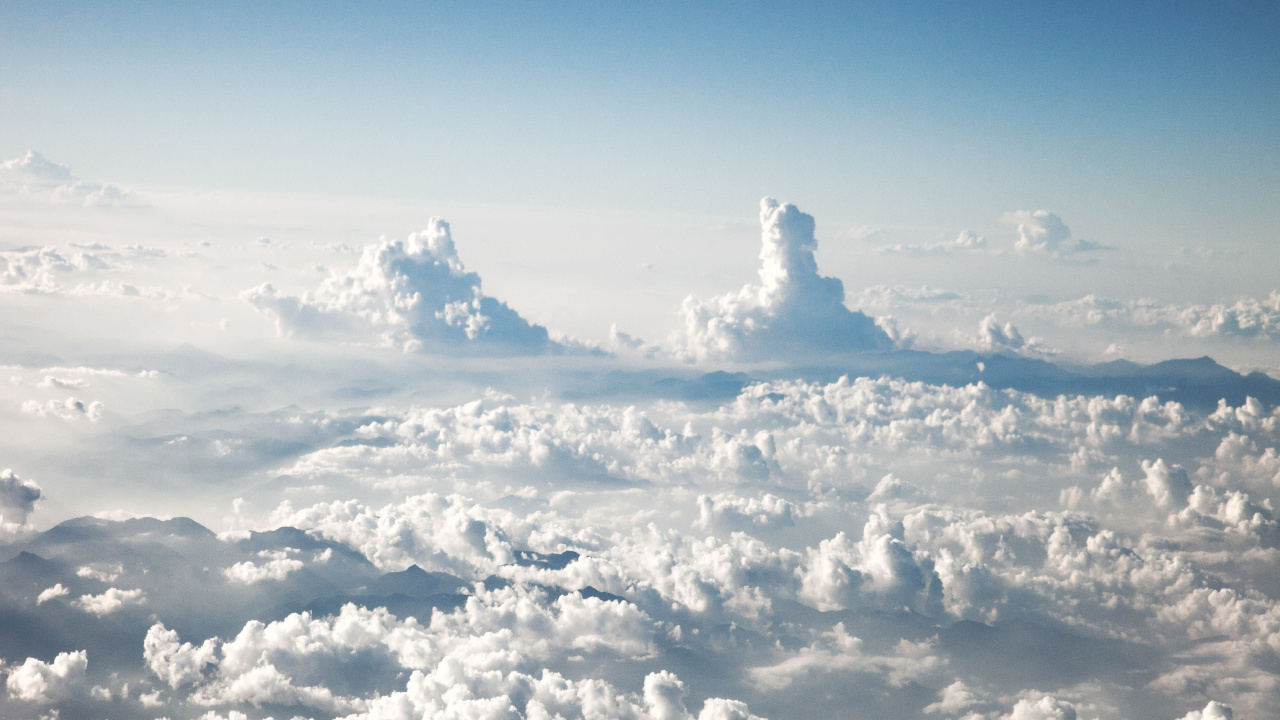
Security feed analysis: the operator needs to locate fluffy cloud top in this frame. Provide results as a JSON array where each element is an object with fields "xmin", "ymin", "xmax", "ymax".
[
  {"xmin": 0, "ymin": 469, "xmax": 42, "ymax": 528},
  {"xmin": 0, "ymin": 150, "xmax": 130, "ymax": 206},
  {"xmin": 244, "ymin": 219, "xmax": 566, "ymax": 354},
  {"xmin": 677, "ymin": 198, "xmax": 891, "ymax": 362},
  {"xmin": 73, "ymin": 587, "xmax": 146, "ymax": 616},
  {"xmin": 1178, "ymin": 701, "xmax": 1233, "ymax": 720},
  {"xmin": 5, "ymin": 650, "xmax": 87, "ymax": 703},
  {"xmin": 21, "ymin": 396, "xmax": 103, "ymax": 422},
  {"xmin": 964, "ymin": 314, "xmax": 1056, "ymax": 357},
  {"xmin": 1005, "ymin": 210, "xmax": 1099, "ymax": 256}
]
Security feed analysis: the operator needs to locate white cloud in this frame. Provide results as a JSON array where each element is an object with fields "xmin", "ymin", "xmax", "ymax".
[
  {"xmin": 5, "ymin": 650, "xmax": 88, "ymax": 703},
  {"xmin": 1025, "ymin": 291, "xmax": 1280, "ymax": 341},
  {"xmin": 1177, "ymin": 701, "xmax": 1233, "ymax": 720},
  {"xmin": 145, "ymin": 594, "xmax": 719, "ymax": 719},
  {"xmin": 1004, "ymin": 695, "xmax": 1076, "ymax": 720},
  {"xmin": 0, "ymin": 468, "xmax": 42, "ymax": 528},
  {"xmin": 797, "ymin": 509, "xmax": 944, "ymax": 615},
  {"xmin": 676, "ymin": 197, "xmax": 890, "ymax": 362},
  {"xmin": 878, "ymin": 230, "xmax": 988, "ymax": 255},
  {"xmin": 35, "ymin": 584, "xmax": 68, "ymax": 604},
  {"xmin": 1004, "ymin": 210, "xmax": 1099, "ymax": 256},
  {"xmin": 965, "ymin": 314, "xmax": 1056, "ymax": 357},
  {"xmin": 0, "ymin": 245, "xmax": 113, "ymax": 294},
  {"xmin": 76, "ymin": 563, "xmax": 122, "ymax": 583},
  {"xmin": 923, "ymin": 680, "xmax": 981, "ymax": 715},
  {"xmin": 694, "ymin": 698, "xmax": 768, "ymax": 720},
  {"xmin": 222, "ymin": 549, "xmax": 305, "ymax": 584},
  {"xmin": 21, "ymin": 396, "xmax": 103, "ymax": 421},
  {"xmin": 1141, "ymin": 457, "xmax": 1194, "ymax": 509},
  {"xmin": 749, "ymin": 622, "xmax": 941, "ymax": 691},
  {"xmin": 243, "ymin": 219, "xmax": 565, "ymax": 354},
  {"xmin": 144, "ymin": 623, "xmax": 219, "ymax": 689},
  {"xmin": 0, "ymin": 150, "xmax": 134, "ymax": 206},
  {"xmin": 696, "ymin": 492, "xmax": 799, "ymax": 530},
  {"xmin": 73, "ymin": 587, "xmax": 146, "ymax": 616}
]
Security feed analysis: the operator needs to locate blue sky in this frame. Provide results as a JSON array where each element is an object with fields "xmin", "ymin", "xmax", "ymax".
[{"xmin": 2, "ymin": 1, "xmax": 1277, "ymax": 248}]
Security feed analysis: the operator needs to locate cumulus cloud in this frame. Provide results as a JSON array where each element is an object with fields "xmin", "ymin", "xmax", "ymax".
[
  {"xmin": 964, "ymin": 314, "xmax": 1056, "ymax": 356},
  {"xmin": 1004, "ymin": 695, "xmax": 1076, "ymax": 720},
  {"xmin": 0, "ymin": 150, "xmax": 133, "ymax": 206},
  {"xmin": 696, "ymin": 492, "xmax": 798, "ymax": 530},
  {"xmin": 1178, "ymin": 701, "xmax": 1233, "ymax": 720},
  {"xmin": 1025, "ymin": 291, "xmax": 1280, "ymax": 341},
  {"xmin": 243, "ymin": 219, "xmax": 566, "ymax": 354},
  {"xmin": 0, "ymin": 245, "xmax": 114, "ymax": 294},
  {"xmin": 138, "ymin": 595, "xmax": 777, "ymax": 720},
  {"xmin": 21, "ymin": 396, "xmax": 103, "ymax": 421},
  {"xmin": 5, "ymin": 650, "xmax": 88, "ymax": 703},
  {"xmin": 1004, "ymin": 210, "xmax": 1100, "ymax": 256},
  {"xmin": 0, "ymin": 468, "xmax": 42, "ymax": 528},
  {"xmin": 1178, "ymin": 291, "xmax": 1280, "ymax": 340},
  {"xmin": 222, "ymin": 549, "xmax": 305, "ymax": 584},
  {"xmin": 676, "ymin": 198, "xmax": 890, "ymax": 362},
  {"xmin": 923, "ymin": 680, "xmax": 981, "ymax": 715},
  {"xmin": 1141, "ymin": 457, "xmax": 1194, "ymax": 509},
  {"xmin": 36, "ymin": 584, "xmax": 69, "ymax": 604},
  {"xmin": 73, "ymin": 587, "xmax": 146, "ymax": 616},
  {"xmin": 144, "ymin": 623, "xmax": 220, "ymax": 688},
  {"xmin": 797, "ymin": 509, "xmax": 944, "ymax": 615}
]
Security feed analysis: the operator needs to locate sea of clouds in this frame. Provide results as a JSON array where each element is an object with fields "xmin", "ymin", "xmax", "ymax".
[{"xmin": 1, "ymin": 153, "xmax": 1278, "ymax": 719}]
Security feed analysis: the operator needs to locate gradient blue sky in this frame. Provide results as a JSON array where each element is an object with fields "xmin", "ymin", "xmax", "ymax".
[{"xmin": 2, "ymin": 1, "xmax": 1277, "ymax": 249}]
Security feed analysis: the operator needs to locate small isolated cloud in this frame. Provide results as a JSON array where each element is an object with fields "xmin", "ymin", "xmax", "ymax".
[
  {"xmin": 5, "ymin": 650, "xmax": 88, "ymax": 703},
  {"xmin": 1004, "ymin": 210, "xmax": 1101, "ymax": 256},
  {"xmin": 0, "ymin": 150, "xmax": 134, "ymax": 207},
  {"xmin": 962, "ymin": 314, "xmax": 1055, "ymax": 356},
  {"xmin": 36, "ymin": 584, "xmax": 68, "ymax": 604},
  {"xmin": 609, "ymin": 323, "xmax": 665, "ymax": 359},
  {"xmin": 0, "ymin": 469, "xmax": 42, "ymax": 528},
  {"xmin": 677, "ymin": 198, "xmax": 891, "ymax": 362},
  {"xmin": 73, "ymin": 587, "xmax": 146, "ymax": 616},
  {"xmin": 244, "ymin": 219, "xmax": 567, "ymax": 355}
]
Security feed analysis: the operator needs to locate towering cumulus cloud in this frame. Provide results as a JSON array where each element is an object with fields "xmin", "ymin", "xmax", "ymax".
[
  {"xmin": 244, "ymin": 219, "xmax": 562, "ymax": 354},
  {"xmin": 678, "ymin": 198, "xmax": 890, "ymax": 362}
]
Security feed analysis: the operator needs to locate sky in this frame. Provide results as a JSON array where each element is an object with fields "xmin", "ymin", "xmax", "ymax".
[{"xmin": 1, "ymin": 4, "xmax": 1279, "ymax": 720}]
